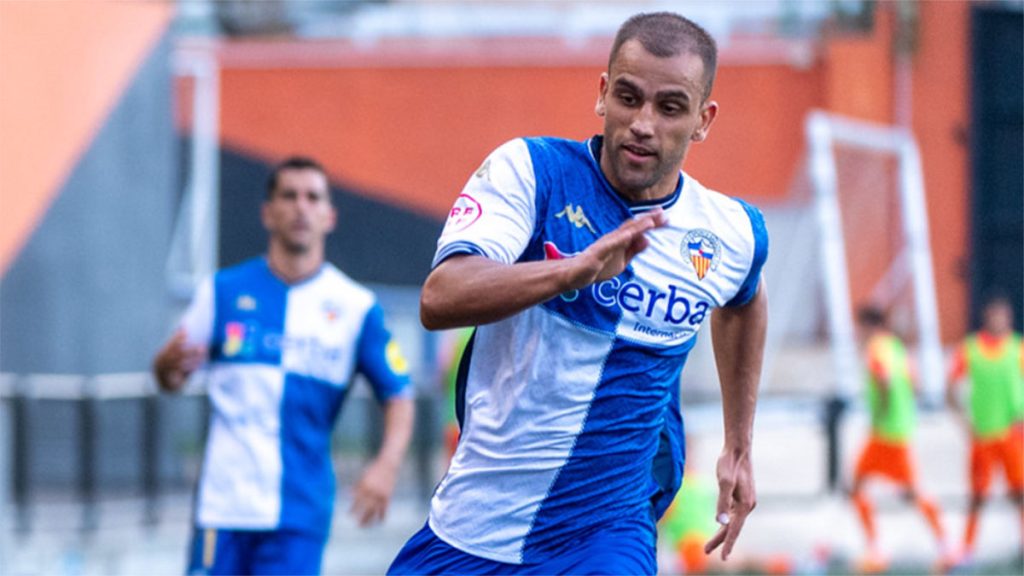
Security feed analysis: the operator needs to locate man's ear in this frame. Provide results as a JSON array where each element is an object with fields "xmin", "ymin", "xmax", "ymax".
[
  {"xmin": 326, "ymin": 205, "xmax": 338, "ymax": 234},
  {"xmin": 261, "ymin": 201, "xmax": 271, "ymax": 229},
  {"xmin": 691, "ymin": 100, "xmax": 719, "ymax": 142},
  {"xmin": 595, "ymin": 72, "xmax": 609, "ymax": 118}
]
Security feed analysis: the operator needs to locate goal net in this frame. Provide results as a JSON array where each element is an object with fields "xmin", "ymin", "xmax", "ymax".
[{"xmin": 802, "ymin": 110, "xmax": 943, "ymax": 402}]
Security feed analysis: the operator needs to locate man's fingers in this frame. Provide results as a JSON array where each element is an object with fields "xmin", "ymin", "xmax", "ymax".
[
  {"xmin": 715, "ymin": 476, "xmax": 733, "ymax": 525},
  {"xmin": 704, "ymin": 524, "xmax": 727, "ymax": 555},
  {"xmin": 720, "ymin": 509, "xmax": 750, "ymax": 560},
  {"xmin": 355, "ymin": 496, "xmax": 385, "ymax": 527}
]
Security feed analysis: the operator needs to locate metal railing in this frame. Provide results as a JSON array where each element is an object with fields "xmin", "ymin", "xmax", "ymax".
[{"xmin": 0, "ymin": 368, "xmax": 445, "ymax": 536}]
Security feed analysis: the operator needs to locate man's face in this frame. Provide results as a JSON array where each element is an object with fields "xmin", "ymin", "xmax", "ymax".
[
  {"xmin": 262, "ymin": 168, "xmax": 336, "ymax": 254},
  {"xmin": 982, "ymin": 301, "xmax": 1013, "ymax": 335},
  {"xmin": 596, "ymin": 39, "xmax": 717, "ymax": 200}
]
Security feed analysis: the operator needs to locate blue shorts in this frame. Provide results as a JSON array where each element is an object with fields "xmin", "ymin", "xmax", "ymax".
[
  {"xmin": 387, "ymin": 522, "xmax": 656, "ymax": 575},
  {"xmin": 186, "ymin": 526, "xmax": 327, "ymax": 575}
]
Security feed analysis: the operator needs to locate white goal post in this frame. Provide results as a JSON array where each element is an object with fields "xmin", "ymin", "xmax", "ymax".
[{"xmin": 806, "ymin": 110, "xmax": 943, "ymax": 402}]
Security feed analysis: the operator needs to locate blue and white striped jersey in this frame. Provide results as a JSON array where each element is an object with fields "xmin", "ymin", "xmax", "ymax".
[
  {"xmin": 429, "ymin": 136, "xmax": 768, "ymax": 564},
  {"xmin": 179, "ymin": 258, "xmax": 410, "ymax": 536}
]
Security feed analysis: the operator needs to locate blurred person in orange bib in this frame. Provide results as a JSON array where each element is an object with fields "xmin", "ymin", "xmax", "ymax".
[{"xmin": 850, "ymin": 305, "xmax": 949, "ymax": 572}]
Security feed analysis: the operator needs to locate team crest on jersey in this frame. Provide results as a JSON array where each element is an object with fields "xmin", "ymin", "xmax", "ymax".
[
  {"xmin": 236, "ymin": 294, "xmax": 257, "ymax": 311},
  {"xmin": 442, "ymin": 194, "xmax": 483, "ymax": 236},
  {"xmin": 682, "ymin": 229, "xmax": 722, "ymax": 281},
  {"xmin": 322, "ymin": 301, "xmax": 341, "ymax": 323},
  {"xmin": 554, "ymin": 203, "xmax": 597, "ymax": 235}
]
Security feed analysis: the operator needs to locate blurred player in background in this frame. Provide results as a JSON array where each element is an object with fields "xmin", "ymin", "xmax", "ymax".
[
  {"xmin": 850, "ymin": 305, "xmax": 948, "ymax": 572},
  {"xmin": 153, "ymin": 156, "xmax": 414, "ymax": 575},
  {"xmin": 389, "ymin": 11, "xmax": 768, "ymax": 575},
  {"xmin": 439, "ymin": 328, "xmax": 473, "ymax": 462},
  {"xmin": 946, "ymin": 295, "xmax": 1024, "ymax": 561},
  {"xmin": 659, "ymin": 436, "xmax": 718, "ymax": 575}
]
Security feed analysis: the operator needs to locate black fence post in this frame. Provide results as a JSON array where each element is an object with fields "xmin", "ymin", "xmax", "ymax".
[
  {"xmin": 12, "ymin": 378, "xmax": 30, "ymax": 534},
  {"xmin": 415, "ymin": 330, "xmax": 439, "ymax": 503},
  {"xmin": 142, "ymin": 389, "xmax": 160, "ymax": 527},
  {"xmin": 79, "ymin": 379, "xmax": 97, "ymax": 532},
  {"xmin": 824, "ymin": 394, "xmax": 848, "ymax": 493},
  {"xmin": 413, "ymin": 393, "xmax": 437, "ymax": 503}
]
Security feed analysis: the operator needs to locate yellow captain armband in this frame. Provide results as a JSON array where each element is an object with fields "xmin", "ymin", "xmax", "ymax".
[{"xmin": 386, "ymin": 340, "xmax": 410, "ymax": 375}]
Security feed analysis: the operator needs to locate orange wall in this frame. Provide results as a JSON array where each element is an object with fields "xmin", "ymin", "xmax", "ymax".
[
  {"xmin": 0, "ymin": 2, "xmax": 172, "ymax": 274},
  {"xmin": 212, "ymin": 40, "xmax": 821, "ymax": 216},
  {"xmin": 217, "ymin": 64, "xmax": 601, "ymax": 219},
  {"xmin": 912, "ymin": 1, "xmax": 971, "ymax": 341}
]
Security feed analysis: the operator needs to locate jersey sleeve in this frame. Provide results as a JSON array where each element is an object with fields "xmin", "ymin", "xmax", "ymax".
[
  {"xmin": 356, "ymin": 303, "xmax": 412, "ymax": 403},
  {"xmin": 178, "ymin": 277, "xmax": 215, "ymax": 349},
  {"xmin": 432, "ymin": 138, "xmax": 537, "ymax": 268},
  {"xmin": 725, "ymin": 199, "xmax": 769, "ymax": 307}
]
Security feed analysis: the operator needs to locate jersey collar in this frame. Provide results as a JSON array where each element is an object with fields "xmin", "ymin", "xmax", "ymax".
[{"xmin": 586, "ymin": 136, "xmax": 683, "ymax": 214}]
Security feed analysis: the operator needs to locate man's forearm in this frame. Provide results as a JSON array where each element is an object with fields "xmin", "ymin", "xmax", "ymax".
[
  {"xmin": 421, "ymin": 211, "xmax": 667, "ymax": 330},
  {"xmin": 420, "ymin": 255, "xmax": 578, "ymax": 330},
  {"xmin": 375, "ymin": 397, "xmax": 415, "ymax": 468},
  {"xmin": 711, "ymin": 281, "xmax": 767, "ymax": 450}
]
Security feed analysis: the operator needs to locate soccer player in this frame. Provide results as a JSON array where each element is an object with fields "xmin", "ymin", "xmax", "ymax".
[
  {"xmin": 660, "ymin": 439, "xmax": 718, "ymax": 575},
  {"xmin": 152, "ymin": 156, "xmax": 415, "ymax": 576},
  {"xmin": 946, "ymin": 295, "xmax": 1023, "ymax": 559},
  {"xmin": 388, "ymin": 12, "xmax": 768, "ymax": 575},
  {"xmin": 849, "ymin": 306, "xmax": 948, "ymax": 571}
]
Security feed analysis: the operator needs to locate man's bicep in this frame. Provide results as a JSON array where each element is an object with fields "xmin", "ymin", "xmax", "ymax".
[{"xmin": 357, "ymin": 304, "xmax": 412, "ymax": 403}]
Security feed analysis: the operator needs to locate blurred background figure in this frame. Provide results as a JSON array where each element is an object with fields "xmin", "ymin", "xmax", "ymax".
[
  {"xmin": 946, "ymin": 295, "xmax": 1024, "ymax": 564},
  {"xmin": 152, "ymin": 156, "xmax": 414, "ymax": 575},
  {"xmin": 438, "ymin": 328, "xmax": 473, "ymax": 463},
  {"xmin": 659, "ymin": 436, "xmax": 718, "ymax": 575},
  {"xmin": 849, "ymin": 305, "xmax": 948, "ymax": 573}
]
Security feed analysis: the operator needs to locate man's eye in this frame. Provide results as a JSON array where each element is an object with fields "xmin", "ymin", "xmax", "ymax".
[{"xmin": 618, "ymin": 92, "xmax": 638, "ymax": 106}]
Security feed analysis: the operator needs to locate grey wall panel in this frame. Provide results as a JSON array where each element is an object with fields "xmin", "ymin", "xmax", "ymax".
[{"xmin": 1, "ymin": 34, "xmax": 176, "ymax": 374}]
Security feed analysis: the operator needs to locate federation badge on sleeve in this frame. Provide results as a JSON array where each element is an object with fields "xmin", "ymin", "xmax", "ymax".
[
  {"xmin": 441, "ymin": 193, "xmax": 483, "ymax": 236},
  {"xmin": 682, "ymin": 229, "xmax": 722, "ymax": 281}
]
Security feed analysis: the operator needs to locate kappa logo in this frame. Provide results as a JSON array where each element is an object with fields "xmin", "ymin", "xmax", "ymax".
[
  {"xmin": 682, "ymin": 229, "xmax": 722, "ymax": 281},
  {"xmin": 555, "ymin": 203, "xmax": 597, "ymax": 235},
  {"xmin": 236, "ymin": 294, "xmax": 257, "ymax": 311},
  {"xmin": 474, "ymin": 159, "xmax": 492, "ymax": 182}
]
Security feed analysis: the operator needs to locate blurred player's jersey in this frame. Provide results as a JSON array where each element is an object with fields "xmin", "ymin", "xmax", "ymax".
[
  {"xmin": 864, "ymin": 333, "xmax": 916, "ymax": 442},
  {"xmin": 429, "ymin": 137, "xmax": 768, "ymax": 564},
  {"xmin": 964, "ymin": 332, "xmax": 1023, "ymax": 438},
  {"xmin": 180, "ymin": 258, "xmax": 410, "ymax": 536}
]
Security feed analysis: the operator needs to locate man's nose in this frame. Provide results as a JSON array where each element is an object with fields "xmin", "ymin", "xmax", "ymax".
[{"xmin": 629, "ymin": 103, "xmax": 655, "ymax": 138}]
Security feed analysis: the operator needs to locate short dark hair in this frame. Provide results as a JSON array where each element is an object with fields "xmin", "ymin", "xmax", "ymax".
[
  {"xmin": 857, "ymin": 305, "xmax": 888, "ymax": 328},
  {"xmin": 266, "ymin": 156, "xmax": 326, "ymax": 199},
  {"xmin": 608, "ymin": 12, "xmax": 718, "ymax": 101},
  {"xmin": 982, "ymin": 292, "xmax": 1013, "ymax": 313}
]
